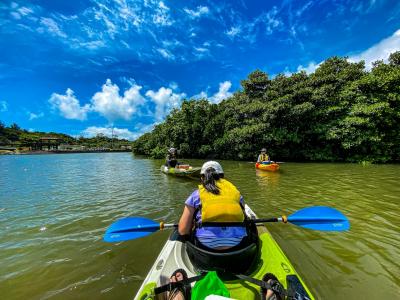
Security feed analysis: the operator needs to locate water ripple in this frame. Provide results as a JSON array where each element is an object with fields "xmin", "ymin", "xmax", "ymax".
[{"xmin": 0, "ymin": 155, "xmax": 399, "ymax": 299}]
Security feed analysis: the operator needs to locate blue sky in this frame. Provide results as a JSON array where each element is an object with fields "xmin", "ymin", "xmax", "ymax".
[{"xmin": 0, "ymin": 0, "xmax": 399, "ymax": 140}]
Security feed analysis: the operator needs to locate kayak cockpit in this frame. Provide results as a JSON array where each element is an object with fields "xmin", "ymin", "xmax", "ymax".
[{"xmin": 134, "ymin": 205, "xmax": 314, "ymax": 300}]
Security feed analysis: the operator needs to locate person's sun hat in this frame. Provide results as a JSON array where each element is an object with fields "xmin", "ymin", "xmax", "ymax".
[{"xmin": 200, "ymin": 161, "xmax": 224, "ymax": 174}]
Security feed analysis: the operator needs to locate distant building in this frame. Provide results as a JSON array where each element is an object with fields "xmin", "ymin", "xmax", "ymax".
[
  {"xmin": 58, "ymin": 144, "xmax": 86, "ymax": 151},
  {"xmin": 0, "ymin": 146, "xmax": 16, "ymax": 151},
  {"xmin": 121, "ymin": 145, "xmax": 132, "ymax": 150},
  {"xmin": 39, "ymin": 137, "xmax": 62, "ymax": 150}
]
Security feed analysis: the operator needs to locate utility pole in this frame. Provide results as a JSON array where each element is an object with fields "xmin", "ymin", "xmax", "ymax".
[{"xmin": 111, "ymin": 126, "xmax": 114, "ymax": 150}]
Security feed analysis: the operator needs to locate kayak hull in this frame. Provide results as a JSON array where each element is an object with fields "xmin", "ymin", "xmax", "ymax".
[
  {"xmin": 160, "ymin": 165, "xmax": 201, "ymax": 178},
  {"xmin": 134, "ymin": 205, "xmax": 314, "ymax": 300},
  {"xmin": 255, "ymin": 162, "xmax": 280, "ymax": 172}
]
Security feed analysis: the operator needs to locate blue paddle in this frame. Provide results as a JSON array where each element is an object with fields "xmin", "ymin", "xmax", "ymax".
[
  {"xmin": 104, "ymin": 206, "xmax": 349, "ymax": 242},
  {"xmin": 104, "ymin": 217, "xmax": 177, "ymax": 242}
]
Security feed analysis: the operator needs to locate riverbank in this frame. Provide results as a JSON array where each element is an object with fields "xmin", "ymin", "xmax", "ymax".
[{"xmin": 0, "ymin": 149, "xmax": 132, "ymax": 155}]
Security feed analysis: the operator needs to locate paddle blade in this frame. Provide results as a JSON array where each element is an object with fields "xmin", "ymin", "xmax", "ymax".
[
  {"xmin": 104, "ymin": 217, "xmax": 160, "ymax": 242},
  {"xmin": 287, "ymin": 206, "xmax": 350, "ymax": 231}
]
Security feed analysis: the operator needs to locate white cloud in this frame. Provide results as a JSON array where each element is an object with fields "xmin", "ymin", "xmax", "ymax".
[
  {"xmin": 18, "ymin": 7, "xmax": 34, "ymax": 16},
  {"xmin": 297, "ymin": 61, "xmax": 319, "ymax": 74},
  {"xmin": 226, "ymin": 26, "xmax": 241, "ymax": 38},
  {"xmin": 49, "ymin": 80, "xmax": 186, "ymax": 123},
  {"xmin": 153, "ymin": 1, "xmax": 173, "ymax": 26},
  {"xmin": 169, "ymin": 82, "xmax": 178, "ymax": 90},
  {"xmin": 294, "ymin": 29, "xmax": 400, "ymax": 74},
  {"xmin": 157, "ymin": 48, "xmax": 175, "ymax": 60},
  {"xmin": 39, "ymin": 17, "xmax": 67, "ymax": 38},
  {"xmin": 11, "ymin": 12, "xmax": 21, "ymax": 19},
  {"xmin": 91, "ymin": 79, "xmax": 145, "ymax": 122},
  {"xmin": 296, "ymin": 1, "xmax": 313, "ymax": 17},
  {"xmin": 134, "ymin": 122, "xmax": 157, "ymax": 135},
  {"xmin": 162, "ymin": 39, "xmax": 183, "ymax": 48},
  {"xmin": 49, "ymin": 79, "xmax": 232, "ymax": 125},
  {"xmin": 146, "ymin": 87, "xmax": 186, "ymax": 121},
  {"xmin": 258, "ymin": 6, "xmax": 282, "ymax": 35},
  {"xmin": 192, "ymin": 91, "xmax": 208, "ymax": 99},
  {"xmin": 194, "ymin": 47, "xmax": 208, "ymax": 53},
  {"xmin": 349, "ymin": 29, "xmax": 400, "ymax": 69},
  {"xmin": 184, "ymin": 6, "xmax": 209, "ymax": 18},
  {"xmin": 9, "ymin": 4, "xmax": 34, "ymax": 19},
  {"xmin": 28, "ymin": 112, "xmax": 44, "ymax": 120},
  {"xmin": 120, "ymin": 77, "xmax": 137, "ymax": 86},
  {"xmin": 192, "ymin": 81, "xmax": 233, "ymax": 103},
  {"xmin": 210, "ymin": 81, "xmax": 232, "ymax": 103},
  {"xmin": 226, "ymin": 6, "xmax": 282, "ymax": 43},
  {"xmin": 49, "ymin": 89, "xmax": 90, "ymax": 120},
  {"xmin": 81, "ymin": 126, "xmax": 138, "ymax": 140},
  {"xmin": 92, "ymin": 7, "xmax": 119, "ymax": 39},
  {"xmin": 74, "ymin": 40, "xmax": 105, "ymax": 50},
  {"xmin": 158, "ymin": 1, "xmax": 168, "ymax": 10},
  {"xmin": 193, "ymin": 46, "xmax": 210, "ymax": 59},
  {"xmin": 0, "ymin": 101, "xmax": 8, "ymax": 112}
]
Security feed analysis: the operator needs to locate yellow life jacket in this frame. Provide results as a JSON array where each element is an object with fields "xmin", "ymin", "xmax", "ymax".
[
  {"xmin": 198, "ymin": 178, "xmax": 244, "ymax": 223},
  {"xmin": 260, "ymin": 154, "xmax": 270, "ymax": 161}
]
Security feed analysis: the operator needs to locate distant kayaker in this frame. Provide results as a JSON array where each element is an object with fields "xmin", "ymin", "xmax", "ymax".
[
  {"xmin": 165, "ymin": 147, "xmax": 178, "ymax": 168},
  {"xmin": 178, "ymin": 161, "xmax": 248, "ymax": 250},
  {"xmin": 257, "ymin": 148, "xmax": 271, "ymax": 164}
]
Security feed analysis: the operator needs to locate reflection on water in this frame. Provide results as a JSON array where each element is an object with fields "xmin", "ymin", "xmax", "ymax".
[
  {"xmin": 255, "ymin": 168, "xmax": 281, "ymax": 188},
  {"xmin": 0, "ymin": 154, "xmax": 399, "ymax": 300}
]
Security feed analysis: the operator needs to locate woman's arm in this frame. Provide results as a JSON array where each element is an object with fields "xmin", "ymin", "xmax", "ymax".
[{"xmin": 178, "ymin": 205, "xmax": 195, "ymax": 235}]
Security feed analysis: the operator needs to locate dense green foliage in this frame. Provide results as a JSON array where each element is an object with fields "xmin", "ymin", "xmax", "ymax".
[
  {"xmin": 133, "ymin": 53, "xmax": 400, "ymax": 163},
  {"xmin": 0, "ymin": 122, "xmax": 132, "ymax": 149}
]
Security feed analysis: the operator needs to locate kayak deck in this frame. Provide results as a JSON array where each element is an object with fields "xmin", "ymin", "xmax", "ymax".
[
  {"xmin": 134, "ymin": 205, "xmax": 314, "ymax": 299},
  {"xmin": 255, "ymin": 163, "xmax": 280, "ymax": 172}
]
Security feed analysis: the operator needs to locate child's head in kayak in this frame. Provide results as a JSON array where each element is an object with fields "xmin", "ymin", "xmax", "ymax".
[
  {"xmin": 261, "ymin": 148, "xmax": 267, "ymax": 153},
  {"xmin": 200, "ymin": 161, "xmax": 224, "ymax": 195}
]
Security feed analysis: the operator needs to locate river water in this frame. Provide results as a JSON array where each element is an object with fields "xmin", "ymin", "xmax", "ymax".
[{"xmin": 0, "ymin": 153, "xmax": 399, "ymax": 299}]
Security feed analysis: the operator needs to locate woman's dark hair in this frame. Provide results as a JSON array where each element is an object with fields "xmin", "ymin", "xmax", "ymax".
[{"xmin": 201, "ymin": 167, "xmax": 224, "ymax": 195}]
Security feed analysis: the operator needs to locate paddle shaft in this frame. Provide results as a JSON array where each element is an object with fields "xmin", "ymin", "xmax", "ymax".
[
  {"xmin": 110, "ymin": 223, "xmax": 177, "ymax": 234},
  {"xmin": 162, "ymin": 217, "xmax": 346, "ymax": 228},
  {"xmin": 104, "ymin": 206, "xmax": 349, "ymax": 243}
]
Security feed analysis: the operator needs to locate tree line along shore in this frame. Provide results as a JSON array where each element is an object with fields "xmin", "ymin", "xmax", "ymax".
[
  {"xmin": 0, "ymin": 123, "xmax": 132, "ymax": 154},
  {"xmin": 133, "ymin": 53, "xmax": 400, "ymax": 163}
]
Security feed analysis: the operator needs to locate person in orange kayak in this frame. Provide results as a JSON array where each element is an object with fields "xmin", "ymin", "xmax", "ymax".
[
  {"xmin": 257, "ymin": 148, "xmax": 271, "ymax": 164},
  {"xmin": 177, "ymin": 161, "xmax": 248, "ymax": 250}
]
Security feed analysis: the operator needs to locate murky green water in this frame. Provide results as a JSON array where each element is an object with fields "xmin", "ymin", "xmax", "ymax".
[{"xmin": 0, "ymin": 153, "xmax": 399, "ymax": 299}]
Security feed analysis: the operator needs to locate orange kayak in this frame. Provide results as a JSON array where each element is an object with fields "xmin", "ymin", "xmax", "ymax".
[{"xmin": 255, "ymin": 162, "xmax": 280, "ymax": 171}]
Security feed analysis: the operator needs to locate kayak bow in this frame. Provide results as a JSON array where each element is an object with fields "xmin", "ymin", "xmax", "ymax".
[{"xmin": 133, "ymin": 205, "xmax": 315, "ymax": 300}]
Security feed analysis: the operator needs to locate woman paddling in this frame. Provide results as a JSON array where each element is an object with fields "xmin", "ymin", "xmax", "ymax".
[
  {"xmin": 168, "ymin": 161, "xmax": 285, "ymax": 299},
  {"xmin": 178, "ymin": 161, "xmax": 247, "ymax": 250}
]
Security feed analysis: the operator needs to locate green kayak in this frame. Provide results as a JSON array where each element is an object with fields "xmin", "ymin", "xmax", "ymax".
[
  {"xmin": 160, "ymin": 165, "xmax": 201, "ymax": 178},
  {"xmin": 134, "ymin": 204, "xmax": 314, "ymax": 300}
]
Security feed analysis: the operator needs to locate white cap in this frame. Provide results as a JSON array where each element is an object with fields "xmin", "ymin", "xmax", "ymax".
[{"xmin": 200, "ymin": 161, "xmax": 224, "ymax": 175}]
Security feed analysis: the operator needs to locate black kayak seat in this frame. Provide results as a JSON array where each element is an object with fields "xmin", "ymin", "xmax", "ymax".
[{"xmin": 185, "ymin": 237, "xmax": 260, "ymax": 274}]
